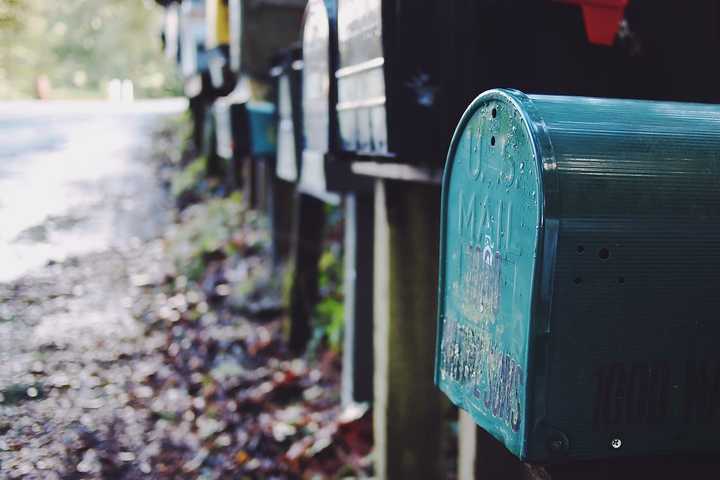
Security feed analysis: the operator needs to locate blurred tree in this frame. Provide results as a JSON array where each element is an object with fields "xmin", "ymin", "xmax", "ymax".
[{"xmin": 0, "ymin": 0, "xmax": 181, "ymax": 99}]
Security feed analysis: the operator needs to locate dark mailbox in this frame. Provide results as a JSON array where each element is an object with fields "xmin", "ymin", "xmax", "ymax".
[
  {"xmin": 299, "ymin": 0, "xmax": 340, "ymax": 203},
  {"xmin": 335, "ymin": 0, "xmax": 448, "ymax": 162},
  {"xmin": 436, "ymin": 89, "xmax": 720, "ymax": 462},
  {"xmin": 180, "ymin": 0, "xmax": 211, "ymax": 99},
  {"xmin": 228, "ymin": 0, "xmax": 305, "ymax": 78},
  {"xmin": 271, "ymin": 47, "xmax": 303, "ymax": 183},
  {"xmin": 335, "ymin": 1, "xmax": 720, "ymax": 170}
]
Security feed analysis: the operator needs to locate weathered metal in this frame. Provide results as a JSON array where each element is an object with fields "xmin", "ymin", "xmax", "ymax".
[
  {"xmin": 271, "ymin": 47, "xmax": 303, "ymax": 184},
  {"xmin": 436, "ymin": 88, "xmax": 720, "ymax": 462},
  {"xmin": 298, "ymin": 0, "xmax": 340, "ymax": 203}
]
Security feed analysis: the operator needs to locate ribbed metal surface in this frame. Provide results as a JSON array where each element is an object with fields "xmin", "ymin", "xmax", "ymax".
[
  {"xmin": 437, "ymin": 88, "xmax": 720, "ymax": 462},
  {"xmin": 531, "ymin": 93, "xmax": 720, "ymax": 461}
]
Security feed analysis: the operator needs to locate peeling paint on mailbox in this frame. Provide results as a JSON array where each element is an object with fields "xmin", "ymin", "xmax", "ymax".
[
  {"xmin": 437, "ymin": 89, "xmax": 720, "ymax": 462},
  {"xmin": 437, "ymin": 89, "xmax": 542, "ymax": 458}
]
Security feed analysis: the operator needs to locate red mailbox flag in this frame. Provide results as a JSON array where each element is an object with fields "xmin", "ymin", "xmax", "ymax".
[{"xmin": 558, "ymin": 0, "xmax": 629, "ymax": 46}]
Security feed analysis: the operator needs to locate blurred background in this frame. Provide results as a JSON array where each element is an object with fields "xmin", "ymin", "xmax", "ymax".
[{"xmin": 0, "ymin": 0, "xmax": 181, "ymax": 100}]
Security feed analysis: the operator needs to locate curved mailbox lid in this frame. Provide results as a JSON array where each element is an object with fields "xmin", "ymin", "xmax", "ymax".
[
  {"xmin": 274, "ymin": 53, "xmax": 303, "ymax": 183},
  {"xmin": 276, "ymin": 72, "xmax": 299, "ymax": 182},
  {"xmin": 299, "ymin": 0, "xmax": 340, "ymax": 203},
  {"xmin": 436, "ymin": 89, "xmax": 547, "ymax": 460},
  {"xmin": 438, "ymin": 89, "xmax": 720, "ymax": 461}
]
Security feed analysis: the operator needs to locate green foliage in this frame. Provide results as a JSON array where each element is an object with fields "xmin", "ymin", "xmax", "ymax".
[
  {"xmin": 168, "ymin": 193, "xmax": 245, "ymax": 281},
  {"xmin": 311, "ymin": 243, "xmax": 345, "ymax": 353},
  {"xmin": 0, "ymin": 0, "xmax": 181, "ymax": 99},
  {"xmin": 315, "ymin": 297, "xmax": 344, "ymax": 352},
  {"xmin": 171, "ymin": 156, "xmax": 208, "ymax": 198}
]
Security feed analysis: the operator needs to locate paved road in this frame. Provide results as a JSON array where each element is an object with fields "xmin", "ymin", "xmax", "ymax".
[
  {"xmin": 0, "ymin": 99, "xmax": 187, "ymax": 477},
  {"xmin": 0, "ymin": 99, "xmax": 186, "ymax": 282}
]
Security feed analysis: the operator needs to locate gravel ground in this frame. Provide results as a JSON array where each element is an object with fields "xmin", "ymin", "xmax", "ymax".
[{"xmin": 0, "ymin": 117, "xmax": 372, "ymax": 480}]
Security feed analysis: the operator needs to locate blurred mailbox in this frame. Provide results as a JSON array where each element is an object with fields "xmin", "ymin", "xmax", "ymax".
[
  {"xmin": 299, "ymin": 0, "xmax": 340, "ymax": 203},
  {"xmin": 180, "ymin": 0, "xmax": 206, "ymax": 78},
  {"xmin": 162, "ymin": 3, "xmax": 180, "ymax": 63},
  {"xmin": 336, "ymin": 0, "xmax": 449, "ymax": 165},
  {"xmin": 271, "ymin": 48, "xmax": 303, "ymax": 183},
  {"xmin": 214, "ymin": 98, "xmax": 233, "ymax": 162},
  {"xmin": 232, "ymin": 101, "xmax": 277, "ymax": 159},
  {"xmin": 206, "ymin": 0, "xmax": 235, "ymax": 95},
  {"xmin": 228, "ymin": 0, "xmax": 305, "ymax": 78},
  {"xmin": 436, "ymin": 89, "xmax": 720, "ymax": 462}
]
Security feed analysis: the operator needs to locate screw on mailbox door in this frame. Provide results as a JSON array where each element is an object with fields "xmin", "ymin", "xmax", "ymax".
[{"xmin": 611, "ymin": 438, "xmax": 623, "ymax": 449}]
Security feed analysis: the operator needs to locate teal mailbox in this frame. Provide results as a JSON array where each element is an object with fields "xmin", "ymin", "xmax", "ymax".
[
  {"xmin": 436, "ymin": 89, "xmax": 720, "ymax": 462},
  {"xmin": 232, "ymin": 100, "xmax": 277, "ymax": 159}
]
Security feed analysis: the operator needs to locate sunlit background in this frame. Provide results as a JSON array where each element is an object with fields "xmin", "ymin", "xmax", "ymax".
[{"xmin": 0, "ymin": 0, "xmax": 181, "ymax": 100}]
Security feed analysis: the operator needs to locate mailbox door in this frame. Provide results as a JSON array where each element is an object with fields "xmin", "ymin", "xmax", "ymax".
[
  {"xmin": 214, "ymin": 100, "xmax": 233, "ymax": 161},
  {"xmin": 163, "ymin": 4, "xmax": 180, "ymax": 63},
  {"xmin": 336, "ymin": 0, "xmax": 387, "ymax": 155},
  {"xmin": 301, "ymin": 0, "xmax": 335, "ymax": 156},
  {"xmin": 276, "ymin": 72, "xmax": 299, "ymax": 182},
  {"xmin": 246, "ymin": 102, "xmax": 277, "ymax": 158},
  {"xmin": 437, "ymin": 91, "xmax": 545, "ymax": 458},
  {"xmin": 298, "ymin": 0, "xmax": 339, "ymax": 202},
  {"xmin": 180, "ymin": 0, "xmax": 208, "ymax": 78}
]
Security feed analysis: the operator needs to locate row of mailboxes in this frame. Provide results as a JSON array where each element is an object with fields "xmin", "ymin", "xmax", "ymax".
[
  {"xmin": 170, "ymin": 0, "xmax": 720, "ymax": 174},
  {"xmin": 214, "ymin": 98, "xmax": 277, "ymax": 186},
  {"xmin": 271, "ymin": 0, "xmax": 375, "ymax": 203},
  {"xmin": 168, "ymin": 0, "xmax": 305, "ymax": 99},
  {"xmin": 297, "ymin": 0, "xmax": 341, "ymax": 203},
  {"xmin": 436, "ymin": 88, "xmax": 720, "ymax": 462},
  {"xmin": 332, "ymin": 0, "xmax": 720, "ymax": 170},
  {"xmin": 274, "ymin": 0, "xmax": 629, "ymax": 173}
]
